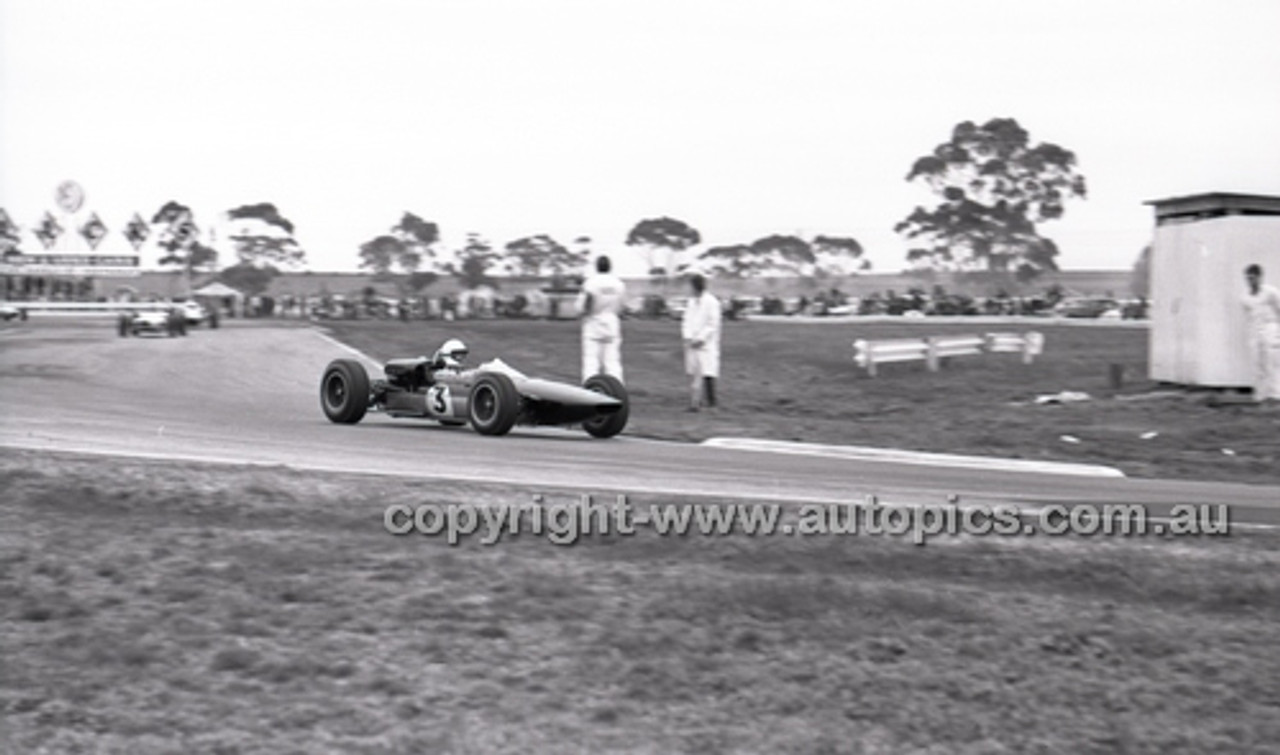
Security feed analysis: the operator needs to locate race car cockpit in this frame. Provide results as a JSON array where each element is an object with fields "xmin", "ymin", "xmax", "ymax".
[{"xmin": 383, "ymin": 338, "xmax": 469, "ymax": 392}]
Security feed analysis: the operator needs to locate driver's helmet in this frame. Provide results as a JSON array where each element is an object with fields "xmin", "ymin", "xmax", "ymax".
[{"xmin": 434, "ymin": 338, "xmax": 469, "ymax": 369}]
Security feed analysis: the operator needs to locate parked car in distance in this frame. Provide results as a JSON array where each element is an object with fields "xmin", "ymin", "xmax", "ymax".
[
  {"xmin": 1054, "ymin": 297, "xmax": 1121, "ymax": 318},
  {"xmin": 172, "ymin": 299, "xmax": 208, "ymax": 325}
]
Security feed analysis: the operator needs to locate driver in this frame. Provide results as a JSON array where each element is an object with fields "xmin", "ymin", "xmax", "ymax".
[{"xmin": 430, "ymin": 338, "xmax": 469, "ymax": 371}]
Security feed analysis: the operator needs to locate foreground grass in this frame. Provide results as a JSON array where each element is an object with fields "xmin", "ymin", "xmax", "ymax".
[
  {"xmin": 2, "ymin": 449, "xmax": 1279, "ymax": 754},
  {"xmin": 321, "ymin": 318, "xmax": 1278, "ymax": 485}
]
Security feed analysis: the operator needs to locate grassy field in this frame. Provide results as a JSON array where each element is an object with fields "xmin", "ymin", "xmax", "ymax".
[
  {"xmin": 3, "ymin": 449, "xmax": 1278, "ymax": 754},
  {"xmin": 322, "ymin": 318, "xmax": 1279, "ymax": 485}
]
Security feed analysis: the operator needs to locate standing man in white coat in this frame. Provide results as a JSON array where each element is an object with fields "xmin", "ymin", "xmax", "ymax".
[
  {"xmin": 682, "ymin": 273, "xmax": 721, "ymax": 411},
  {"xmin": 1242, "ymin": 263, "xmax": 1280, "ymax": 403},
  {"xmin": 579, "ymin": 255, "xmax": 627, "ymax": 382}
]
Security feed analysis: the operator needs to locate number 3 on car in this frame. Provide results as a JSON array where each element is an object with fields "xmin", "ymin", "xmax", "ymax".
[{"xmin": 426, "ymin": 384, "xmax": 451, "ymax": 417}]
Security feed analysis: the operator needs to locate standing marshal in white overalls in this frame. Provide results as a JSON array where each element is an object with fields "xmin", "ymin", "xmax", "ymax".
[{"xmin": 578, "ymin": 255, "xmax": 627, "ymax": 382}]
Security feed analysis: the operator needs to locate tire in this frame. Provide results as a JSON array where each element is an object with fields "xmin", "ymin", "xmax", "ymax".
[
  {"xmin": 582, "ymin": 374, "xmax": 629, "ymax": 438},
  {"xmin": 467, "ymin": 373, "xmax": 520, "ymax": 436},
  {"xmin": 320, "ymin": 358, "xmax": 371, "ymax": 424}
]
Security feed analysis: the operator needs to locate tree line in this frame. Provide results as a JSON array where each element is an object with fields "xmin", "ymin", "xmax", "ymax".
[
  {"xmin": 143, "ymin": 201, "xmax": 304, "ymax": 295},
  {"xmin": 352, "ymin": 213, "xmax": 872, "ymax": 291},
  {"xmin": 348, "ymin": 117, "xmax": 1097, "ymax": 289},
  {"xmin": 97, "ymin": 116, "xmax": 1119, "ymax": 296}
]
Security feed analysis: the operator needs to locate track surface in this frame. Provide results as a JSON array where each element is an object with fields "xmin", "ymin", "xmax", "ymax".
[{"xmin": 2, "ymin": 320, "xmax": 1277, "ymax": 524}]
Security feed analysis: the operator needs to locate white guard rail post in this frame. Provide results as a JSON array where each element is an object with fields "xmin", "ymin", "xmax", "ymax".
[
  {"xmin": 924, "ymin": 334, "xmax": 984, "ymax": 371},
  {"xmin": 984, "ymin": 331, "xmax": 1045, "ymax": 364},
  {"xmin": 853, "ymin": 331, "xmax": 1045, "ymax": 376},
  {"xmin": 852, "ymin": 338, "xmax": 929, "ymax": 377}
]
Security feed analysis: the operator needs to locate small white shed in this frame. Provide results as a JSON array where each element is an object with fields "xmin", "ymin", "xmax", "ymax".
[{"xmin": 1147, "ymin": 192, "xmax": 1280, "ymax": 386}]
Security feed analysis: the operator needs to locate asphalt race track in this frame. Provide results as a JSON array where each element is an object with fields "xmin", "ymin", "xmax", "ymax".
[{"xmin": 2, "ymin": 319, "xmax": 1278, "ymax": 526}]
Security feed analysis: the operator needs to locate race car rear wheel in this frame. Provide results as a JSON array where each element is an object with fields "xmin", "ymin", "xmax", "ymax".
[
  {"xmin": 468, "ymin": 373, "xmax": 519, "ymax": 436},
  {"xmin": 321, "ymin": 358, "xmax": 371, "ymax": 424},
  {"xmin": 582, "ymin": 374, "xmax": 629, "ymax": 439}
]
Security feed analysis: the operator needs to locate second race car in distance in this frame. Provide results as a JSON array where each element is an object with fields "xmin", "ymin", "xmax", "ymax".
[{"xmin": 118, "ymin": 307, "xmax": 188, "ymax": 337}]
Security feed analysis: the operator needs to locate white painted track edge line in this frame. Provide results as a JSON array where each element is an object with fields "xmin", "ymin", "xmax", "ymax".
[{"xmin": 701, "ymin": 437, "xmax": 1126, "ymax": 478}]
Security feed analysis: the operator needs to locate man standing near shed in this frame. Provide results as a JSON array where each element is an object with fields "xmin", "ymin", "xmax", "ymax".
[
  {"xmin": 1242, "ymin": 264, "xmax": 1280, "ymax": 403},
  {"xmin": 579, "ymin": 255, "xmax": 626, "ymax": 382},
  {"xmin": 682, "ymin": 273, "xmax": 721, "ymax": 411}
]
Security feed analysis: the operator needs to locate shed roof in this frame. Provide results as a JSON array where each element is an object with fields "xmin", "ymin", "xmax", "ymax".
[
  {"xmin": 1145, "ymin": 192, "xmax": 1280, "ymax": 223},
  {"xmin": 193, "ymin": 281, "xmax": 244, "ymax": 298}
]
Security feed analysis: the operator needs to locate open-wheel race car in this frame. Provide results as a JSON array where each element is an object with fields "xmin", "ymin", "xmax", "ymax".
[
  {"xmin": 320, "ymin": 339, "xmax": 629, "ymax": 438},
  {"xmin": 118, "ymin": 307, "xmax": 187, "ymax": 337}
]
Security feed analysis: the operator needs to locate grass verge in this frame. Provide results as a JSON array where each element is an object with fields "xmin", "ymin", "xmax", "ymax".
[{"xmin": 2, "ymin": 448, "xmax": 1278, "ymax": 753}]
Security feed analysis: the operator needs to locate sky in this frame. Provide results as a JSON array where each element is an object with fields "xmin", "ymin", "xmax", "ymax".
[{"xmin": 2, "ymin": 0, "xmax": 1279, "ymax": 275}]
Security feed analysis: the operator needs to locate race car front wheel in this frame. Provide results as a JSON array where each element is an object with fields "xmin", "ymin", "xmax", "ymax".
[
  {"xmin": 468, "ymin": 373, "xmax": 519, "ymax": 436},
  {"xmin": 582, "ymin": 374, "xmax": 629, "ymax": 439},
  {"xmin": 321, "ymin": 358, "xmax": 371, "ymax": 424}
]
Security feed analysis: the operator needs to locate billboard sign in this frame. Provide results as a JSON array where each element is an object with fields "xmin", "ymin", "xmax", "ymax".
[
  {"xmin": 0, "ymin": 252, "xmax": 142, "ymax": 277},
  {"xmin": 123, "ymin": 213, "xmax": 150, "ymax": 250},
  {"xmin": 79, "ymin": 212, "xmax": 109, "ymax": 250},
  {"xmin": 55, "ymin": 180, "xmax": 86, "ymax": 214},
  {"xmin": 33, "ymin": 212, "xmax": 63, "ymax": 249}
]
